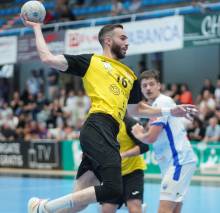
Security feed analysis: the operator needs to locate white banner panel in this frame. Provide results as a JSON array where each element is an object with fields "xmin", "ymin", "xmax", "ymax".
[
  {"xmin": 65, "ymin": 16, "xmax": 183, "ymax": 55},
  {"xmin": 65, "ymin": 26, "xmax": 102, "ymax": 55},
  {"xmin": 0, "ymin": 36, "xmax": 17, "ymax": 65},
  {"xmin": 125, "ymin": 15, "xmax": 183, "ymax": 54}
]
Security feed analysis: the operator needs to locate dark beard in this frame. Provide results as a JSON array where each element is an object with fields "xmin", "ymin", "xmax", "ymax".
[{"xmin": 111, "ymin": 42, "xmax": 125, "ymax": 59}]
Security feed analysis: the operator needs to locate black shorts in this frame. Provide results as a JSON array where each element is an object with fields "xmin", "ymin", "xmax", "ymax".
[
  {"xmin": 105, "ymin": 169, "xmax": 144, "ymax": 208},
  {"xmin": 76, "ymin": 113, "xmax": 121, "ymax": 181}
]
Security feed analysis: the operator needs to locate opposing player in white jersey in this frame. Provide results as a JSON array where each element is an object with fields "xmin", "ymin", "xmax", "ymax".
[{"xmin": 131, "ymin": 70, "xmax": 197, "ymax": 213}]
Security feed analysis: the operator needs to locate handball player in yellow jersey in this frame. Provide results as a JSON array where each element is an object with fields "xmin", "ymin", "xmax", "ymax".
[{"xmin": 22, "ymin": 17, "xmax": 197, "ymax": 213}]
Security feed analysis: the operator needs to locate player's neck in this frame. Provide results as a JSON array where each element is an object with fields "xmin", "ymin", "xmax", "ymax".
[
  {"xmin": 102, "ymin": 49, "xmax": 119, "ymax": 60},
  {"xmin": 148, "ymin": 93, "xmax": 161, "ymax": 104}
]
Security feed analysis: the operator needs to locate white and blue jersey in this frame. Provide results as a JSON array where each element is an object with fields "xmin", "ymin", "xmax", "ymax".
[{"xmin": 150, "ymin": 94, "xmax": 197, "ymax": 181}]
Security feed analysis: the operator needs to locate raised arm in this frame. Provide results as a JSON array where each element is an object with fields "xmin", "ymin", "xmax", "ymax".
[
  {"xmin": 128, "ymin": 101, "xmax": 198, "ymax": 119},
  {"xmin": 22, "ymin": 19, "xmax": 68, "ymax": 71}
]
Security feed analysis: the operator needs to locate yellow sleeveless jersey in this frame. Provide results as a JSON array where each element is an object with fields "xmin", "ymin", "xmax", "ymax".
[
  {"xmin": 118, "ymin": 120, "xmax": 146, "ymax": 176},
  {"xmin": 82, "ymin": 54, "xmax": 137, "ymax": 124}
]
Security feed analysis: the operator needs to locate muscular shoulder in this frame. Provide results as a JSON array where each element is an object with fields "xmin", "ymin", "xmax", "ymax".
[{"xmin": 63, "ymin": 54, "xmax": 93, "ymax": 77}]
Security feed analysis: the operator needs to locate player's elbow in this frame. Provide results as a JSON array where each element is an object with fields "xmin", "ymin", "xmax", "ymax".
[
  {"xmin": 41, "ymin": 54, "xmax": 55, "ymax": 67},
  {"xmin": 145, "ymin": 136, "xmax": 156, "ymax": 144},
  {"xmin": 41, "ymin": 55, "xmax": 51, "ymax": 64}
]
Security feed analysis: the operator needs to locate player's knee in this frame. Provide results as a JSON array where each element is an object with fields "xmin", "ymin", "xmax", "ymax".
[{"xmin": 128, "ymin": 207, "xmax": 142, "ymax": 213}]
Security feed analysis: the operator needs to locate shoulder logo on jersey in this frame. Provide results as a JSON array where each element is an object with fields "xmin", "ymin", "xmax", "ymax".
[
  {"xmin": 109, "ymin": 84, "xmax": 120, "ymax": 95},
  {"xmin": 102, "ymin": 61, "xmax": 112, "ymax": 73}
]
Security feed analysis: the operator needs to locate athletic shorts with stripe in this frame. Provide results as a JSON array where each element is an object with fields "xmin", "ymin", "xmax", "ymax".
[{"xmin": 160, "ymin": 162, "xmax": 196, "ymax": 202}]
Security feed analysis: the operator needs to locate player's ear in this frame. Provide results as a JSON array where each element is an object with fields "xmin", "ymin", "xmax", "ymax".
[{"xmin": 104, "ymin": 36, "xmax": 112, "ymax": 47}]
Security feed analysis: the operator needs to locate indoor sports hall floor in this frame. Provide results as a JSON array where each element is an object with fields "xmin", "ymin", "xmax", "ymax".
[{"xmin": 0, "ymin": 175, "xmax": 219, "ymax": 213}]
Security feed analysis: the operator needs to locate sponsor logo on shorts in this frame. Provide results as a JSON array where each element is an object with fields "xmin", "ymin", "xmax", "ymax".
[
  {"xmin": 176, "ymin": 192, "xmax": 182, "ymax": 198},
  {"xmin": 132, "ymin": 191, "xmax": 140, "ymax": 195},
  {"xmin": 162, "ymin": 183, "xmax": 168, "ymax": 190}
]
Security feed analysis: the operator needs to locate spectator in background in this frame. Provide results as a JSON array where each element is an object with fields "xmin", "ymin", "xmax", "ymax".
[
  {"xmin": 38, "ymin": 0, "xmax": 55, "ymax": 24},
  {"xmin": 198, "ymin": 89, "xmax": 216, "ymax": 121},
  {"xmin": 1, "ymin": 123, "xmax": 17, "ymax": 141},
  {"xmin": 0, "ymin": 78, "xmax": 10, "ymax": 103},
  {"xmin": 10, "ymin": 91, "xmax": 24, "ymax": 116},
  {"xmin": 170, "ymin": 83, "xmax": 180, "ymax": 104},
  {"xmin": 187, "ymin": 116, "xmax": 205, "ymax": 141},
  {"xmin": 58, "ymin": 88, "xmax": 67, "ymax": 108},
  {"xmin": 137, "ymin": 60, "xmax": 147, "ymax": 75},
  {"xmin": 26, "ymin": 70, "xmax": 43, "ymax": 97},
  {"xmin": 215, "ymin": 106, "xmax": 220, "ymax": 124},
  {"xmin": 111, "ymin": 0, "xmax": 126, "ymax": 16},
  {"xmin": 77, "ymin": 90, "xmax": 90, "ymax": 113},
  {"xmin": 53, "ymin": 0, "xmax": 76, "ymax": 22},
  {"xmin": 65, "ymin": 90, "xmax": 77, "ymax": 110},
  {"xmin": 128, "ymin": 0, "xmax": 141, "ymax": 13},
  {"xmin": 214, "ymin": 79, "xmax": 220, "ymax": 106},
  {"xmin": 202, "ymin": 116, "xmax": 220, "ymax": 143},
  {"xmin": 179, "ymin": 83, "xmax": 193, "ymax": 104},
  {"xmin": 200, "ymin": 79, "xmax": 215, "ymax": 96},
  {"xmin": 48, "ymin": 69, "xmax": 60, "ymax": 100}
]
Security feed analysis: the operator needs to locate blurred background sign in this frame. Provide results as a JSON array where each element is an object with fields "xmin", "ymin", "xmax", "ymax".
[{"xmin": 184, "ymin": 14, "xmax": 220, "ymax": 47}]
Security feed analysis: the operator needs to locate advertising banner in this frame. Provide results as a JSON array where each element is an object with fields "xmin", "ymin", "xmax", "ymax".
[
  {"xmin": 61, "ymin": 140, "xmax": 220, "ymax": 176},
  {"xmin": 0, "ymin": 141, "xmax": 61, "ymax": 169},
  {"xmin": 65, "ymin": 16, "xmax": 183, "ymax": 55},
  {"xmin": 184, "ymin": 14, "xmax": 220, "ymax": 47},
  {"xmin": 17, "ymin": 31, "xmax": 65, "ymax": 62},
  {"xmin": 28, "ymin": 141, "xmax": 61, "ymax": 169},
  {"xmin": 0, "ymin": 36, "xmax": 17, "ymax": 65},
  {"xmin": 0, "ymin": 141, "xmax": 28, "ymax": 168}
]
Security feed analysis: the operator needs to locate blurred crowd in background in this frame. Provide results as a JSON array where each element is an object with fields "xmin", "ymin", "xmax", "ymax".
[
  {"xmin": 0, "ymin": 0, "xmax": 218, "ymax": 30},
  {"xmin": 0, "ymin": 64, "xmax": 220, "ymax": 143},
  {"xmin": 0, "ymin": 0, "xmax": 219, "ymax": 143}
]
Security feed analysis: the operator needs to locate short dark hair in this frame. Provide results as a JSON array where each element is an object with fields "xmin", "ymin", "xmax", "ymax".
[
  {"xmin": 98, "ymin": 24, "xmax": 123, "ymax": 47},
  {"xmin": 139, "ymin": 69, "xmax": 160, "ymax": 83}
]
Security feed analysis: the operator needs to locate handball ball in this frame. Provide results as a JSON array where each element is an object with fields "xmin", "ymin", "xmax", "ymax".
[{"xmin": 21, "ymin": 0, "xmax": 46, "ymax": 23}]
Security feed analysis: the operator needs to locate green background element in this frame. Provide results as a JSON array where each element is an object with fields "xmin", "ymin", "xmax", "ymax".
[
  {"xmin": 184, "ymin": 14, "xmax": 220, "ymax": 47},
  {"xmin": 61, "ymin": 140, "xmax": 220, "ymax": 176}
]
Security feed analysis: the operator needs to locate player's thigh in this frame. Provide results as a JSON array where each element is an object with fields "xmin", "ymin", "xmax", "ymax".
[{"xmin": 74, "ymin": 170, "xmax": 100, "ymax": 192}]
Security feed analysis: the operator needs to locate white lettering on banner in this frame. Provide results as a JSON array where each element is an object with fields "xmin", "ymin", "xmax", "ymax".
[
  {"xmin": 65, "ymin": 16, "xmax": 183, "ymax": 55},
  {"xmin": 37, "ymin": 145, "xmax": 51, "ymax": 161},
  {"xmin": 125, "ymin": 16, "xmax": 183, "ymax": 54},
  {"xmin": 201, "ymin": 15, "xmax": 220, "ymax": 36},
  {"xmin": 28, "ymin": 142, "xmax": 59, "ymax": 169},
  {"xmin": 0, "ymin": 155, "xmax": 23, "ymax": 166},
  {"xmin": 128, "ymin": 25, "xmax": 181, "ymax": 44},
  {"xmin": 0, "ymin": 143, "xmax": 20, "ymax": 154}
]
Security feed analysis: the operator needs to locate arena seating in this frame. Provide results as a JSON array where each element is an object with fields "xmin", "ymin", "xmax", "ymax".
[{"xmin": 0, "ymin": 0, "xmax": 219, "ymax": 35}]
